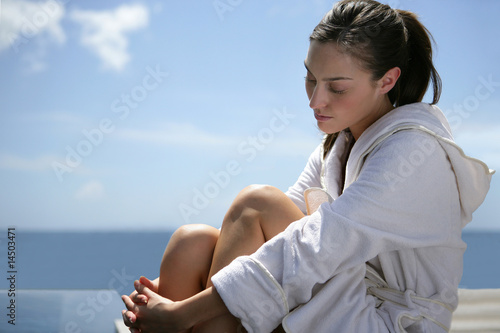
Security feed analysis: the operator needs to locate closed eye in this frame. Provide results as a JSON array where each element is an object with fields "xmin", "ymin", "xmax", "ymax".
[
  {"xmin": 304, "ymin": 76, "xmax": 316, "ymax": 84},
  {"xmin": 328, "ymin": 86, "xmax": 346, "ymax": 94}
]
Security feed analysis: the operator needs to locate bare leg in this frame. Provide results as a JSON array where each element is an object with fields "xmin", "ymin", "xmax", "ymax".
[
  {"xmin": 158, "ymin": 224, "xmax": 219, "ymax": 300},
  {"xmin": 194, "ymin": 185, "xmax": 305, "ymax": 332},
  {"xmin": 158, "ymin": 224, "xmax": 220, "ymax": 333},
  {"xmin": 208, "ymin": 185, "xmax": 305, "ymax": 282}
]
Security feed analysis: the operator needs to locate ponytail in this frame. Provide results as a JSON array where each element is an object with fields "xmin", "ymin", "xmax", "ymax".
[
  {"xmin": 393, "ymin": 9, "xmax": 441, "ymax": 106},
  {"xmin": 310, "ymin": 0, "xmax": 441, "ymax": 157}
]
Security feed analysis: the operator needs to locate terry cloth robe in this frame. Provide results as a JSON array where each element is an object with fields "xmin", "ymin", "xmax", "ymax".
[{"xmin": 211, "ymin": 102, "xmax": 494, "ymax": 333}]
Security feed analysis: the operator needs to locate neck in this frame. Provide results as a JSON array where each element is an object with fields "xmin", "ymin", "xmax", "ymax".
[{"xmin": 350, "ymin": 96, "xmax": 394, "ymax": 141}]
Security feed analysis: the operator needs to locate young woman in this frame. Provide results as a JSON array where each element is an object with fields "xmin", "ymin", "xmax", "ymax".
[{"xmin": 122, "ymin": 0, "xmax": 494, "ymax": 332}]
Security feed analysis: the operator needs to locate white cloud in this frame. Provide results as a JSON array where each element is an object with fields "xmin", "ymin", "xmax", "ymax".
[
  {"xmin": 70, "ymin": 4, "xmax": 149, "ymax": 72},
  {"xmin": 75, "ymin": 180, "xmax": 105, "ymax": 200},
  {"xmin": 115, "ymin": 121, "xmax": 321, "ymax": 159},
  {"xmin": 0, "ymin": 0, "xmax": 65, "ymax": 71},
  {"xmin": 0, "ymin": 153, "xmax": 95, "ymax": 180},
  {"xmin": 0, "ymin": 154, "xmax": 55, "ymax": 172},
  {"xmin": 267, "ymin": 130, "xmax": 322, "ymax": 158},
  {"xmin": 21, "ymin": 38, "xmax": 49, "ymax": 73},
  {"xmin": 116, "ymin": 122, "xmax": 234, "ymax": 147}
]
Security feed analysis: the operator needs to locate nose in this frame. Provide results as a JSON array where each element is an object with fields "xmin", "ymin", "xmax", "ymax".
[{"xmin": 308, "ymin": 85, "xmax": 328, "ymax": 110}]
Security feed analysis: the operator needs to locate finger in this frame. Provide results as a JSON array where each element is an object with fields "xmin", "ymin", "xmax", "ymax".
[
  {"xmin": 121, "ymin": 310, "xmax": 130, "ymax": 327},
  {"xmin": 139, "ymin": 276, "xmax": 155, "ymax": 290},
  {"xmin": 141, "ymin": 276, "xmax": 160, "ymax": 294},
  {"xmin": 122, "ymin": 294, "xmax": 139, "ymax": 313},
  {"xmin": 134, "ymin": 294, "xmax": 148, "ymax": 304},
  {"xmin": 131, "ymin": 290, "xmax": 148, "ymax": 304},
  {"xmin": 134, "ymin": 280, "xmax": 155, "ymax": 299},
  {"xmin": 121, "ymin": 309, "xmax": 136, "ymax": 327}
]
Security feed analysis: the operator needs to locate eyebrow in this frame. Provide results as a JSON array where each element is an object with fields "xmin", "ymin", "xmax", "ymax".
[{"xmin": 304, "ymin": 61, "xmax": 353, "ymax": 82}]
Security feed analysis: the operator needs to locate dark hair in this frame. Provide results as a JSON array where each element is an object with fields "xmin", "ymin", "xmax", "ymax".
[{"xmin": 310, "ymin": 0, "xmax": 441, "ymax": 157}]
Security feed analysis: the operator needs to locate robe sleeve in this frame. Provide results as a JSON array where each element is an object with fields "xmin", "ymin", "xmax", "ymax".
[
  {"xmin": 211, "ymin": 130, "xmax": 460, "ymax": 333},
  {"xmin": 284, "ymin": 144, "xmax": 323, "ymax": 214}
]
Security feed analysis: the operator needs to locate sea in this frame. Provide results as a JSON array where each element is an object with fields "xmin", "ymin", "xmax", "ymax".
[{"xmin": 1, "ymin": 230, "xmax": 499, "ymax": 292}]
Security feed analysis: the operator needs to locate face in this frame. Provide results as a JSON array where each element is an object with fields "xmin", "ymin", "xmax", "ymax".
[{"xmin": 304, "ymin": 40, "xmax": 394, "ymax": 140}]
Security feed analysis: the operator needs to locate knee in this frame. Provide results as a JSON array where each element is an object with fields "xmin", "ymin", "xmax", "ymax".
[
  {"xmin": 224, "ymin": 184, "xmax": 282, "ymax": 223},
  {"xmin": 167, "ymin": 224, "xmax": 219, "ymax": 256},
  {"xmin": 236, "ymin": 184, "xmax": 281, "ymax": 209}
]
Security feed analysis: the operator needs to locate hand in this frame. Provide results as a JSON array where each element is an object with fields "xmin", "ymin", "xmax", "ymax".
[
  {"xmin": 122, "ymin": 277, "xmax": 188, "ymax": 333},
  {"xmin": 128, "ymin": 276, "xmax": 159, "ymax": 306}
]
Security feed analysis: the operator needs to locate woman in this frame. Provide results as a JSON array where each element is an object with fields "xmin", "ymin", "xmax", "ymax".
[{"xmin": 122, "ymin": 0, "xmax": 494, "ymax": 332}]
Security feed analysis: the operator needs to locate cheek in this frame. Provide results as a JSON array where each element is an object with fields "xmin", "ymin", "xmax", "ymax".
[
  {"xmin": 340, "ymin": 88, "xmax": 373, "ymax": 114},
  {"xmin": 305, "ymin": 84, "xmax": 313, "ymax": 100},
  {"xmin": 336, "ymin": 96, "xmax": 359, "ymax": 116}
]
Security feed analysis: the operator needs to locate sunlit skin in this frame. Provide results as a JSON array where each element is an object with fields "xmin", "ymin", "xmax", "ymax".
[
  {"xmin": 121, "ymin": 41, "xmax": 405, "ymax": 333},
  {"xmin": 305, "ymin": 40, "xmax": 401, "ymax": 140}
]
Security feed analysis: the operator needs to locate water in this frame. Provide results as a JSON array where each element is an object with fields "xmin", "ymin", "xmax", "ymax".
[
  {"xmin": 0, "ymin": 230, "xmax": 499, "ymax": 292},
  {"xmin": 461, "ymin": 231, "xmax": 500, "ymax": 289},
  {"xmin": 0, "ymin": 231, "xmax": 173, "ymax": 294}
]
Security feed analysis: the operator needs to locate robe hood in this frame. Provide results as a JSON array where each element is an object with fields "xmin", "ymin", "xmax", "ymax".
[{"xmin": 345, "ymin": 102, "xmax": 494, "ymax": 227}]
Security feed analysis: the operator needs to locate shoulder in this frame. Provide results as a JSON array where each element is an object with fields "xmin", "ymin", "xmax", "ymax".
[
  {"xmin": 366, "ymin": 129, "xmax": 447, "ymax": 172},
  {"xmin": 373, "ymin": 128, "xmax": 442, "ymax": 157},
  {"xmin": 362, "ymin": 129, "xmax": 449, "ymax": 184}
]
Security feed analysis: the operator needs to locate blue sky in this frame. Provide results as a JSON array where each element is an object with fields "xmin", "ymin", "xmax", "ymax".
[{"xmin": 0, "ymin": 0, "xmax": 499, "ymax": 231}]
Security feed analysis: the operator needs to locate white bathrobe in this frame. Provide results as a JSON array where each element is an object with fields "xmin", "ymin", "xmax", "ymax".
[{"xmin": 211, "ymin": 103, "xmax": 494, "ymax": 333}]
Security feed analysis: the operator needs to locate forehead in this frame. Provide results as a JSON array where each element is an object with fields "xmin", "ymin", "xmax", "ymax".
[{"xmin": 305, "ymin": 40, "xmax": 365, "ymax": 78}]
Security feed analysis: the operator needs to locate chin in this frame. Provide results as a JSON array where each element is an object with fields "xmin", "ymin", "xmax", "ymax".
[{"xmin": 318, "ymin": 123, "xmax": 341, "ymax": 135}]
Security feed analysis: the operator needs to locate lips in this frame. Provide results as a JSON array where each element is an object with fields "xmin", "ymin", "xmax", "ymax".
[{"xmin": 314, "ymin": 112, "xmax": 332, "ymax": 122}]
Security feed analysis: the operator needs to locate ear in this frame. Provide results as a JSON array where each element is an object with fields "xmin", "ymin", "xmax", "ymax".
[{"xmin": 378, "ymin": 67, "xmax": 401, "ymax": 95}]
